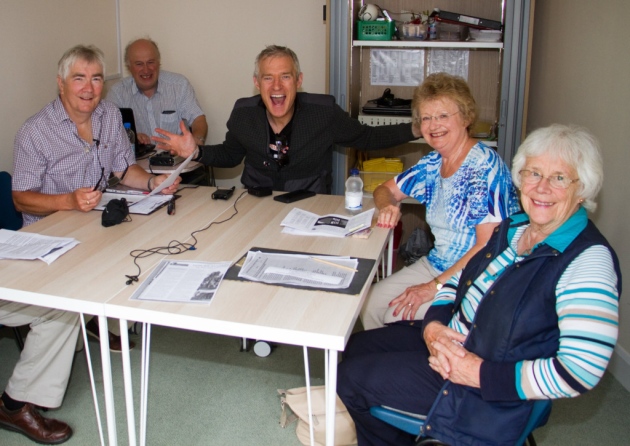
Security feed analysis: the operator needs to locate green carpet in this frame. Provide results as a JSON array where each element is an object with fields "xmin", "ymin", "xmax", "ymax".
[{"xmin": 1, "ymin": 325, "xmax": 629, "ymax": 445}]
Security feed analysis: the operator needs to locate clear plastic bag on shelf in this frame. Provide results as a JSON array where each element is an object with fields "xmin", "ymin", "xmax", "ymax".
[{"xmin": 427, "ymin": 49, "xmax": 469, "ymax": 80}]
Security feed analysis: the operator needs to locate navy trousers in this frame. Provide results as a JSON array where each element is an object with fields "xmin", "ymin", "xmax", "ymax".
[{"xmin": 337, "ymin": 323, "xmax": 445, "ymax": 446}]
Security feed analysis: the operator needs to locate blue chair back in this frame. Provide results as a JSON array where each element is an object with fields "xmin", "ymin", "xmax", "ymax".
[
  {"xmin": 0, "ymin": 171, "xmax": 23, "ymax": 230},
  {"xmin": 369, "ymin": 405, "xmax": 426, "ymax": 435},
  {"xmin": 371, "ymin": 399, "xmax": 552, "ymax": 445},
  {"xmin": 517, "ymin": 399, "xmax": 552, "ymax": 445}
]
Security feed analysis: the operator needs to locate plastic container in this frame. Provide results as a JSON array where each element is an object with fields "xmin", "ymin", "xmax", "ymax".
[
  {"xmin": 438, "ymin": 23, "xmax": 466, "ymax": 41},
  {"xmin": 360, "ymin": 157, "xmax": 404, "ymax": 192},
  {"xmin": 401, "ymin": 22, "xmax": 427, "ymax": 41},
  {"xmin": 345, "ymin": 168, "xmax": 363, "ymax": 214},
  {"xmin": 468, "ymin": 28, "xmax": 502, "ymax": 42},
  {"xmin": 124, "ymin": 122, "xmax": 136, "ymax": 153},
  {"xmin": 357, "ymin": 20, "xmax": 396, "ymax": 41},
  {"xmin": 360, "ymin": 172, "xmax": 397, "ymax": 193}
]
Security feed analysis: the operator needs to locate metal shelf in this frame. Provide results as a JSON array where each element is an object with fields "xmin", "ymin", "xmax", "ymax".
[
  {"xmin": 352, "ymin": 40, "xmax": 503, "ymax": 49},
  {"xmin": 358, "ymin": 114, "xmax": 497, "ymax": 147}
]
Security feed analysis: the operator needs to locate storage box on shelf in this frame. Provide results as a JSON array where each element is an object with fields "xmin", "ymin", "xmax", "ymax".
[
  {"xmin": 356, "ymin": 20, "xmax": 396, "ymax": 41},
  {"xmin": 359, "ymin": 157, "xmax": 404, "ymax": 193},
  {"xmin": 437, "ymin": 23, "xmax": 466, "ymax": 41},
  {"xmin": 400, "ymin": 22, "xmax": 427, "ymax": 41}
]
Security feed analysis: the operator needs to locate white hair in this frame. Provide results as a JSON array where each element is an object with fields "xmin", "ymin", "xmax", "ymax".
[{"xmin": 512, "ymin": 124, "xmax": 603, "ymax": 212}]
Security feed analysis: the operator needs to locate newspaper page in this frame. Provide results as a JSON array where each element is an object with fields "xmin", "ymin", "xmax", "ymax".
[
  {"xmin": 130, "ymin": 259, "xmax": 231, "ymax": 303},
  {"xmin": 238, "ymin": 251, "xmax": 358, "ymax": 289}
]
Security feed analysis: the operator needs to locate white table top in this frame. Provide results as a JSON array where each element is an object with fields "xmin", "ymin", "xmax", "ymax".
[
  {"xmin": 0, "ymin": 187, "xmax": 389, "ymax": 351},
  {"xmin": 0, "ymin": 187, "xmax": 235, "ymax": 315},
  {"xmin": 104, "ymin": 190, "xmax": 390, "ymax": 351}
]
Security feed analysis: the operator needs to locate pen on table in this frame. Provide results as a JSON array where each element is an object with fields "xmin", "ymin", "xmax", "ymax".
[
  {"xmin": 105, "ymin": 188, "xmax": 147, "ymax": 195},
  {"xmin": 344, "ymin": 224, "xmax": 365, "ymax": 237},
  {"xmin": 310, "ymin": 256, "xmax": 358, "ymax": 272}
]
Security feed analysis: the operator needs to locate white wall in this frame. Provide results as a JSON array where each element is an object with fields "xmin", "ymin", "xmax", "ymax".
[
  {"xmin": 117, "ymin": 0, "xmax": 328, "ymax": 185},
  {"xmin": 0, "ymin": 0, "xmax": 328, "ymax": 186},
  {"xmin": 527, "ymin": 0, "xmax": 630, "ymax": 388},
  {"xmin": 0, "ymin": 0, "xmax": 119, "ymax": 174}
]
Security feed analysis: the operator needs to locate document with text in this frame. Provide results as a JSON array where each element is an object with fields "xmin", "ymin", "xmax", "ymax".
[
  {"xmin": 0, "ymin": 229, "xmax": 79, "ymax": 264},
  {"xmin": 130, "ymin": 259, "xmax": 231, "ymax": 303},
  {"xmin": 238, "ymin": 251, "xmax": 358, "ymax": 289},
  {"xmin": 280, "ymin": 207, "xmax": 375, "ymax": 238},
  {"xmin": 148, "ymin": 152, "xmax": 194, "ymax": 195},
  {"xmin": 95, "ymin": 193, "xmax": 173, "ymax": 215}
]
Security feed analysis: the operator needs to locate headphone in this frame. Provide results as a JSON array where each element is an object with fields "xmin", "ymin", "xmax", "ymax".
[{"xmin": 358, "ymin": 4, "xmax": 381, "ymax": 21}]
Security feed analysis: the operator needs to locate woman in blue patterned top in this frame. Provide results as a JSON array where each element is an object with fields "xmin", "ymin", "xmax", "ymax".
[
  {"xmin": 362, "ymin": 73, "xmax": 520, "ymax": 330},
  {"xmin": 338, "ymin": 124, "xmax": 621, "ymax": 445}
]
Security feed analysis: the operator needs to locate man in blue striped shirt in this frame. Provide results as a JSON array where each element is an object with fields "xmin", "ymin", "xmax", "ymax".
[{"xmin": 107, "ymin": 38, "xmax": 208, "ymax": 146}]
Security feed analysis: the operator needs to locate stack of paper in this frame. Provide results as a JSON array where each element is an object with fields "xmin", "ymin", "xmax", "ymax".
[
  {"xmin": 238, "ymin": 251, "xmax": 358, "ymax": 289},
  {"xmin": 95, "ymin": 192, "xmax": 173, "ymax": 215},
  {"xmin": 0, "ymin": 229, "xmax": 79, "ymax": 264}
]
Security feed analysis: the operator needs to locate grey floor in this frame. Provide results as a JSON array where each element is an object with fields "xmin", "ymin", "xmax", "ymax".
[{"xmin": 1, "ymin": 324, "xmax": 629, "ymax": 445}]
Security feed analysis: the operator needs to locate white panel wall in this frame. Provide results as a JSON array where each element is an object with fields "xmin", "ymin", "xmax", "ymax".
[
  {"xmin": 0, "ymin": 0, "xmax": 328, "ymax": 187},
  {"xmin": 117, "ymin": 0, "xmax": 328, "ymax": 185},
  {"xmin": 527, "ymin": 0, "xmax": 630, "ymax": 389}
]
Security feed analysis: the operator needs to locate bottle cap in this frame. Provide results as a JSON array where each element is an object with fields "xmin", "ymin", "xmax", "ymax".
[
  {"xmin": 124, "ymin": 122, "xmax": 131, "ymax": 129},
  {"xmin": 350, "ymin": 168, "xmax": 360, "ymax": 175}
]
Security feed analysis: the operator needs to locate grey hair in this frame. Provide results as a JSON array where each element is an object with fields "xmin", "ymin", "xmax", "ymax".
[
  {"xmin": 58, "ymin": 45, "xmax": 105, "ymax": 80},
  {"xmin": 254, "ymin": 45, "xmax": 301, "ymax": 78},
  {"xmin": 512, "ymin": 124, "xmax": 603, "ymax": 212}
]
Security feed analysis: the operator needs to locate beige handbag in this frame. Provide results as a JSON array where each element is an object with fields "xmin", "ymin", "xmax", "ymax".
[{"xmin": 279, "ymin": 385, "xmax": 357, "ymax": 446}]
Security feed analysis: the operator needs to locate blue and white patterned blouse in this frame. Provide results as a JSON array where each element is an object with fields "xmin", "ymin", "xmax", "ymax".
[{"xmin": 395, "ymin": 142, "xmax": 520, "ymax": 272}]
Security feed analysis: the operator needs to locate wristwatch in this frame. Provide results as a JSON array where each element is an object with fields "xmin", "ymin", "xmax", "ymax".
[
  {"xmin": 193, "ymin": 146, "xmax": 204, "ymax": 162},
  {"xmin": 434, "ymin": 278, "xmax": 443, "ymax": 291}
]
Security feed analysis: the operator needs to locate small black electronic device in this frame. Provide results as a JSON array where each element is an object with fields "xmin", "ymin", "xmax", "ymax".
[
  {"xmin": 273, "ymin": 189, "xmax": 316, "ymax": 203},
  {"xmin": 247, "ymin": 186, "xmax": 272, "ymax": 197},
  {"xmin": 149, "ymin": 152, "xmax": 176, "ymax": 166},
  {"xmin": 212, "ymin": 186, "xmax": 235, "ymax": 200}
]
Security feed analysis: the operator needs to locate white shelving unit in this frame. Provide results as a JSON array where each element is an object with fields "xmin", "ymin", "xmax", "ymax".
[
  {"xmin": 328, "ymin": 0, "xmax": 534, "ymax": 195},
  {"xmin": 327, "ymin": 0, "xmax": 533, "ymax": 247},
  {"xmin": 352, "ymin": 40, "xmax": 503, "ymax": 49}
]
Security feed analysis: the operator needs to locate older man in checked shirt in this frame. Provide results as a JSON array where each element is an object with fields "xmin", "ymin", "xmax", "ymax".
[{"xmin": 1, "ymin": 44, "xmax": 178, "ymax": 445}]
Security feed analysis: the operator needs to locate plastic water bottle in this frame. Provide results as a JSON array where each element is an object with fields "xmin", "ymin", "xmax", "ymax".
[
  {"xmin": 124, "ymin": 122, "xmax": 136, "ymax": 154},
  {"xmin": 345, "ymin": 168, "xmax": 363, "ymax": 214},
  {"xmin": 429, "ymin": 19, "xmax": 438, "ymax": 40}
]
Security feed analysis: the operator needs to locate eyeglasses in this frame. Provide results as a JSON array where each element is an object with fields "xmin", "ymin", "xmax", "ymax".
[
  {"xmin": 519, "ymin": 169, "xmax": 579, "ymax": 189},
  {"xmin": 93, "ymin": 161, "xmax": 129, "ymax": 192},
  {"xmin": 414, "ymin": 111, "xmax": 460, "ymax": 125}
]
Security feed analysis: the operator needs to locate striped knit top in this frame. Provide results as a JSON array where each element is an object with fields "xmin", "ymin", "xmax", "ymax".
[{"xmin": 434, "ymin": 207, "xmax": 620, "ymax": 399}]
